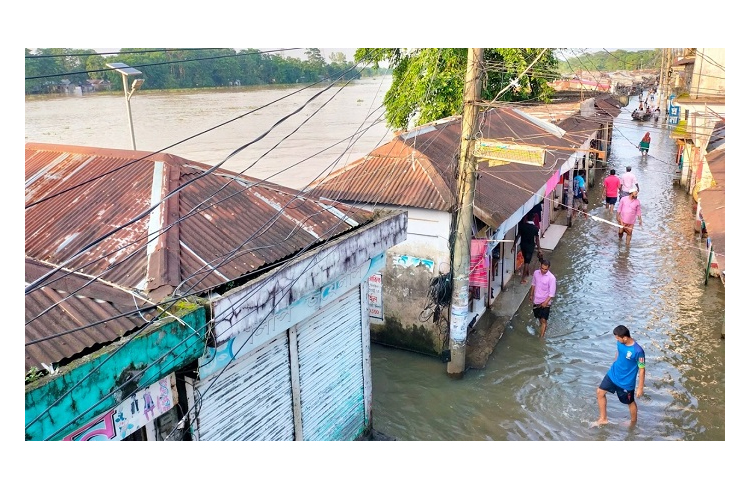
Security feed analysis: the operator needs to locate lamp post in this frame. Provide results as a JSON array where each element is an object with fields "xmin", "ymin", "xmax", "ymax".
[{"xmin": 106, "ymin": 62, "xmax": 144, "ymax": 150}]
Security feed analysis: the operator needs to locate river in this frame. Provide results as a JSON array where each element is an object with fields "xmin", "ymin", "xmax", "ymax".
[
  {"xmin": 25, "ymin": 76, "xmax": 394, "ymax": 190},
  {"xmin": 25, "ymin": 80, "xmax": 728, "ymax": 449}
]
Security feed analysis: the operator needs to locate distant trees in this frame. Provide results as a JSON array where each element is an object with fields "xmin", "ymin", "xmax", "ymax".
[
  {"xmin": 558, "ymin": 49, "xmax": 662, "ymax": 72},
  {"xmin": 24, "ymin": 48, "xmax": 374, "ymax": 94}
]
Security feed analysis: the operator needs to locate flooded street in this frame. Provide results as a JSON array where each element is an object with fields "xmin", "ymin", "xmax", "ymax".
[
  {"xmin": 25, "ymin": 81, "xmax": 726, "ymax": 442},
  {"xmin": 371, "ymin": 98, "xmax": 726, "ymax": 441}
]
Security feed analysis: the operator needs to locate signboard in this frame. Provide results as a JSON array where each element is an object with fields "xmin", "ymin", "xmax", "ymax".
[
  {"xmin": 367, "ymin": 273, "xmax": 383, "ymax": 320},
  {"xmin": 62, "ymin": 374, "xmax": 177, "ymax": 441},
  {"xmin": 668, "ymin": 95, "xmax": 680, "ymax": 125},
  {"xmin": 474, "ymin": 141, "xmax": 546, "ymax": 167}
]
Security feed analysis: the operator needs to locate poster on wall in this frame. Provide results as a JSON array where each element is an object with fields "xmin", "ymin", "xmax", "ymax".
[
  {"xmin": 367, "ymin": 273, "xmax": 383, "ymax": 320},
  {"xmin": 62, "ymin": 374, "xmax": 177, "ymax": 441}
]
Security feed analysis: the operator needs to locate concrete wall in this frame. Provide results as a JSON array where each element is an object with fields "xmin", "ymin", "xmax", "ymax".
[
  {"xmin": 368, "ymin": 206, "xmax": 453, "ymax": 356},
  {"xmin": 691, "ymin": 48, "xmax": 725, "ymax": 99}
]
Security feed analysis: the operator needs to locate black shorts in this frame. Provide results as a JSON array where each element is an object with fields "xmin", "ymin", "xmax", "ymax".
[
  {"xmin": 532, "ymin": 304, "xmax": 550, "ymax": 320},
  {"xmin": 599, "ymin": 374, "xmax": 635, "ymax": 405},
  {"xmin": 521, "ymin": 246, "xmax": 534, "ymax": 264},
  {"xmin": 605, "ymin": 196, "xmax": 617, "ymax": 205}
]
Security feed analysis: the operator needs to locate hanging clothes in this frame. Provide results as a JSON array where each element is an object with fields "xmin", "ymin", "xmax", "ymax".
[{"xmin": 469, "ymin": 239, "xmax": 489, "ymax": 287}]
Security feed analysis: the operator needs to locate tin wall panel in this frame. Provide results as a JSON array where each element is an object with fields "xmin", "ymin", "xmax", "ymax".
[
  {"xmin": 296, "ymin": 287, "xmax": 365, "ymax": 441},
  {"xmin": 195, "ymin": 333, "xmax": 294, "ymax": 441}
]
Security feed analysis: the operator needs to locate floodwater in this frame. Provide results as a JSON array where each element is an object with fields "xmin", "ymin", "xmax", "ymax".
[
  {"xmin": 25, "ymin": 81, "xmax": 727, "ymax": 444},
  {"xmin": 25, "ymin": 76, "xmax": 394, "ymax": 190},
  {"xmin": 370, "ymin": 96, "xmax": 726, "ymax": 442}
]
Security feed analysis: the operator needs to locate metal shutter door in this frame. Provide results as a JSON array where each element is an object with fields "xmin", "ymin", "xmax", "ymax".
[
  {"xmin": 195, "ymin": 332, "xmax": 294, "ymax": 440},
  {"xmin": 296, "ymin": 287, "xmax": 365, "ymax": 440}
]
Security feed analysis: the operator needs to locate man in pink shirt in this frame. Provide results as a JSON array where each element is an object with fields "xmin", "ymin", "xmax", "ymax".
[
  {"xmin": 617, "ymin": 187, "xmax": 643, "ymax": 245},
  {"xmin": 529, "ymin": 259, "xmax": 556, "ymax": 338},
  {"xmin": 602, "ymin": 169, "xmax": 620, "ymax": 213}
]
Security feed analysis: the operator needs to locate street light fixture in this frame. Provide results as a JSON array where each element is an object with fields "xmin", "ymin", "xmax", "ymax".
[{"xmin": 106, "ymin": 62, "xmax": 145, "ymax": 150}]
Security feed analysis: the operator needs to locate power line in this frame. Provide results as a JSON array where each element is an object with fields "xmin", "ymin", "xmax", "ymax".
[
  {"xmin": 25, "ymin": 52, "xmax": 724, "ymax": 434},
  {"xmin": 27, "ymin": 59, "xmax": 421, "ymax": 436},
  {"xmin": 25, "ymin": 63, "xmax": 365, "ymax": 296},
  {"xmin": 27, "ymin": 63, "xmax": 393, "ymax": 334},
  {"xmin": 26, "ymin": 56, "xmax": 390, "ymax": 332}
]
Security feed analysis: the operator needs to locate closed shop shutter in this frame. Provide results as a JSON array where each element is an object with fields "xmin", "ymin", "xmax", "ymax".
[
  {"xmin": 195, "ymin": 332, "xmax": 294, "ymax": 440},
  {"xmin": 296, "ymin": 287, "xmax": 365, "ymax": 440}
]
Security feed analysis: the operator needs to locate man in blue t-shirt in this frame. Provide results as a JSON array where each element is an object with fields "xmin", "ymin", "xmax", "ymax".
[
  {"xmin": 572, "ymin": 170, "xmax": 587, "ymax": 219},
  {"xmin": 595, "ymin": 325, "xmax": 646, "ymax": 426}
]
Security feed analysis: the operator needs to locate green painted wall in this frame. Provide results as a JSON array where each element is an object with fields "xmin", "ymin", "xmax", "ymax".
[{"xmin": 25, "ymin": 303, "xmax": 207, "ymax": 441}]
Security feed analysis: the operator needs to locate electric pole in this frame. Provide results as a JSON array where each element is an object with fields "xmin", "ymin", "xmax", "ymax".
[
  {"xmin": 656, "ymin": 48, "xmax": 665, "ymax": 116},
  {"xmin": 661, "ymin": 49, "xmax": 673, "ymax": 116},
  {"xmin": 447, "ymin": 48, "xmax": 484, "ymax": 379}
]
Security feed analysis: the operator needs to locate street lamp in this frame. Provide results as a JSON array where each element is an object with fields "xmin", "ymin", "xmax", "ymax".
[{"xmin": 106, "ymin": 62, "xmax": 145, "ymax": 150}]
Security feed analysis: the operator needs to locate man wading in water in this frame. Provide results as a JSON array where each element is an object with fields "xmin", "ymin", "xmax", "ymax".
[
  {"xmin": 595, "ymin": 325, "xmax": 646, "ymax": 426},
  {"xmin": 529, "ymin": 259, "xmax": 556, "ymax": 338}
]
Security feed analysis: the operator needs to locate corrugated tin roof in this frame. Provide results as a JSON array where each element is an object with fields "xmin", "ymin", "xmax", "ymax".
[
  {"xmin": 513, "ymin": 94, "xmax": 622, "ymax": 124},
  {"xmin": 308, "ymin": 107, "xmax": 587, "ymax": 229},
  {"xmin": 699, "ymin": 146, "xmax": 725, "ymax": 274},
  {"xmin": 707, "ymin": 121, "xmax": 725, "ymax": 152},
  {"xmin": 25, "ymin": 143, "xmax": 374, "ymax": 373},
  {"xmin": 556, "ymin": 115, "xmax": 602, "ymax": 145},
  {"xmin": 25, "ymin": 258, "xmax": 149, "ymax": 372},
  {"xmin": 595, "ymin": 96, "xmax": 625, "ymax": 118},
  {"xmin": 673, "ymin": 56, "xmax": 695, "ymax": 66}
]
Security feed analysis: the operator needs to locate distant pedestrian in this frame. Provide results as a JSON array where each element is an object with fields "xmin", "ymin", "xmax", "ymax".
[
  {"xmin": 602, "ymin": 169, "xmax": 620, "ymax": 213},
  {"xmin": 529, "ymin": 259, "xmax": 556, "ymax": 338},
  {"xmin": 617, "ymin": 187, "xmax": 643, "ymax": 245},
  {"xmin": 595, "ymin": 325, "xmax": 646, "ymax": 426},
  {"xmin": 515, "ymin": 213, "xmax": 541, "ymax": 284},
  {"xmin": 639, "ymin": 132, "xmax": 651, "ymax": 156},
  {"xmin": 619, "ymin": 166, "xmax": 639, "ymax": 201}
]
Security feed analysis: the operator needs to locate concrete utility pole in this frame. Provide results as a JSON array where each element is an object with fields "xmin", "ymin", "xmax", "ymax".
[{"xmin": 447, "ymin": 48, "xmax": 484, "ymax": 379}]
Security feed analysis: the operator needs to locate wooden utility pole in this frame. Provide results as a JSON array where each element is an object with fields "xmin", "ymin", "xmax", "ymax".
[{"xmin": 447, "ymin": 48, "xmax": 484, "ymax": 379}]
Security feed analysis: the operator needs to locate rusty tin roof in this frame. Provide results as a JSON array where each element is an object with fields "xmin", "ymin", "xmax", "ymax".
[
  {"xmin": 25, "ymin": 143, "xmax": 374, "ymax": 372},
  {"xmin": 308, "ymin": 106, "xmax": 603, "ymax": 229},
  {"xmin": 699, "ymin": 146, "xmax": 725, "ymax": 274}
]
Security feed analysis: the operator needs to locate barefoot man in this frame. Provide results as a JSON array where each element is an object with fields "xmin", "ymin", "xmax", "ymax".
[
  {"xmin": 529, "ymin": 259, "xmax": 556, "ymax": 338},
  {"xmin": 596, "ymin": 325, "xmax": 646, "ymax": 426}
]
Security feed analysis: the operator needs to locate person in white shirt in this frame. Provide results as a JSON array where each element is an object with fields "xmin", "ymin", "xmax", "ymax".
[{"xmin": 619, "ymin": 166, "xmax": 639, "ymax": 200}]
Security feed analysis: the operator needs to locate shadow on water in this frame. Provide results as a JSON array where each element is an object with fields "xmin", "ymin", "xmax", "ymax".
[{"xmin": 371, "ymin": 94, "xmax": 725, "ymax": 441}]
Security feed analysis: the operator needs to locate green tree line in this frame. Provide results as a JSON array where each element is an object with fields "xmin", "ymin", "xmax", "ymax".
[
  {"xmin": 25, "ymin": 48, "xmax": 383, "ymax": 94},
  {"xmin": 558, "ymin": 49, "xmax": 663, "ymax": 73}
]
